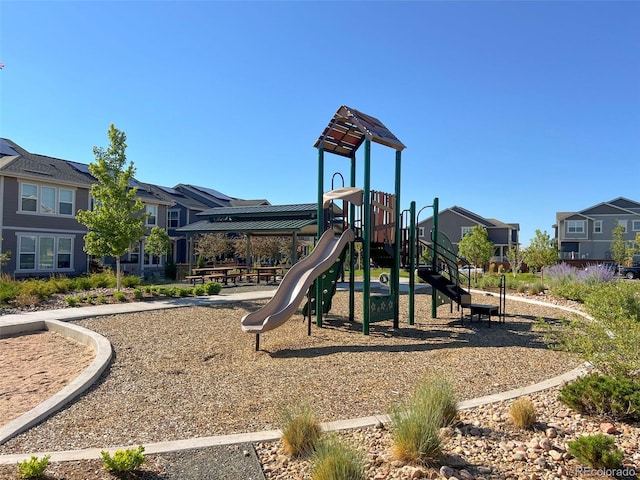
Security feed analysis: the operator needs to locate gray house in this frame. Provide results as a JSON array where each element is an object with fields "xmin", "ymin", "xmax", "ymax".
[
  {"xmin": 0, "ymin": 138, "xmax": 172, "ymax": 278},
  {"xmin": 554, "ymin": 197, "xmax": 640, "ymax": 262},
  {"xmin": 417, "ymin": 205, "xmax": 519, "ymax": 265}
]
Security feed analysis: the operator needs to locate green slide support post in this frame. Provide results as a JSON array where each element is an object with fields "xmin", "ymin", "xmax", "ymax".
[
  {"xmin": 392, "ymin": 149, "xmax": 402, "ymax": 329},
  {"xmin": 431, "ymin": 197, "xmax": 439, "ymax": 319},
  {"xmin": 409, "ymin": 201, "xmax": 416, "ymax": 325},
  {"xmin": 316, "ymin": 147, "xmax": 324, "ymax": 327},
  {"xmin": 349, "ymin": 154, "xmax": 356, "ymax": 322},
  {"xmin": 363, "ymin": 139, "xmax": 371, "ymax": 335}
]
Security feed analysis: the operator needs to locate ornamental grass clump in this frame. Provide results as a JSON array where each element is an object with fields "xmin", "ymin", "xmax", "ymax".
[
  {"xmin": 390, "ymin": 375, "xmax": 457, "ymax": 465},
  {"xmin": 509, "ymin": 397, "xmax": 537, "ymax": 429},
  {"xmin": 310, "ymin": 435, "xmax": 365, "ymax": 480},
  {"xmin": 568, "ymin": 434, "xmax": 624, "ymax": 469},
  {"xmin": 279, "ymin": 402, "xmax": 323, "ymax": 458}
]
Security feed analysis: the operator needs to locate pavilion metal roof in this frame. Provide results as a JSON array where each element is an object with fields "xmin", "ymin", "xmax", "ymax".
[
  {"xmin": 176, "ymin": 218, "xmax": 318, "ymax": 236},
  {"xmin": 313, "ymin": 105, "xmax": 406, "ymax": 158}
]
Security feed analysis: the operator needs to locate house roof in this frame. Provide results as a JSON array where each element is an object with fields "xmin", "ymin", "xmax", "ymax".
[
  {"xmin": 313, "ymin": 105, "xmax": 405, "ymax": 157},
  {"xmin": 0, "ymin": 138, "xmax": 96, "ymax": 186},
  {"xmin": 196, "ymin": 202, "xmax": 340, "ymax": 218}
]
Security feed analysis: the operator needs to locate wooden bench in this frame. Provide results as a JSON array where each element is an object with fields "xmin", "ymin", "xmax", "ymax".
[
  {"xmin": 185, "ymin": 275, "xmax": 205, "ymax": 285},
  {"xmin": 204, "ymin": 273, "xmax": 238, "ymax": 285},
  {"xmin": 464, "ymin": 303, "xmax": 501, "ymax": 327}
]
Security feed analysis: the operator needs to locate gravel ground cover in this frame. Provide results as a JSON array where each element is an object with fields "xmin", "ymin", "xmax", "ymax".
[{"xmin": 0, "ymin": 284, "xmax": 637, "ymax": 479}]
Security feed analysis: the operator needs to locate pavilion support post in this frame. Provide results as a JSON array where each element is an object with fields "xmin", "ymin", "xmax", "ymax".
[
  {"xmin": 393, "ymin": 150, "xmax": 402, "ymax": 329},
  {"xmin": 255, "ymin": 334, "xmax": 260, "ymax": 352}
]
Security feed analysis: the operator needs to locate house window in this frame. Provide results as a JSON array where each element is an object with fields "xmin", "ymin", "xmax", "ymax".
[
  {"xmin": 39, "ymin": 237, "xmax": 55, "ymax": 269},
  {"xmin": 40, "ymin": 187, "xmax": 56, "ymax": 214},
  {"xmin": 168, "ymin": 210, "xmax": 179, "ymax": 228},
  {"xmin": 566, "ymin": 220, "xmax": 585, "ymax": 234},
  {"xmin": 18, "ymin": 235, "xmax": 73, "ymax": 271},
  {"xmin": 128, "ymin": 242, "xmax": 140, "ymax": 264},
  {"xmin": 19, "ymin": 183, "xmax": 75, "ymax": 216},
  {"xmin": 144, "ymin": 252, "xmax": 161, "ymax": 266},
  {"xmin": 19, "ymin": 236, "xmax": 36, "ymax": 269},
  {"xmin": 21, "ymin": 184, "xmax": 38, "ymax": 212},
  {"xmin": 146, "ymin": 205, "xmax": 157, "ymax": 226},
  {"xmin": 633, "ymin": 220, "xmax": 640, "ymax": 231},
  {"xmin": 57, "ymin": 238, "xmax": 72, "ymax": 268},
  {"xmin": 59, "ymin": 189, "xmax": 74, "ymax": 215},
  {"xmin": 594, "ymin": 221, "xmax": 602, "ymax": 234},
  {"xmin": 461, "ymin": 226, "xmax": 473, "ymax": 237},
  {"xmin": 618, "ymin": 220, "xmax": 627, "ymax": 233},
  {"xmin": 418, "ymin": 227, "xmax": 425, "ymax": 238}
]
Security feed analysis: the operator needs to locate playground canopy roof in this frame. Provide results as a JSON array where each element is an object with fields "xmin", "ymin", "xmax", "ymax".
[{"xmin": 313, "ymin": 105, "xmax": 406, "ymax": 158}]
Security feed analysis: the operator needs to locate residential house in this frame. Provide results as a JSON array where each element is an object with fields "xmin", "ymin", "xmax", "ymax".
[
  {"xmin": 554, "ymin": 197, "xmax": 640, "ymax": 263},
  {"xmin": 0, "ymin": 138, "xmax": 171, "ymax": 279},
  {"xmin": 152, "ymin": 184, "xmax": 269, "ymax": 265},
  {"xmin": 417, "ymin": 205, "xmax": 519, "ymax": 266}
]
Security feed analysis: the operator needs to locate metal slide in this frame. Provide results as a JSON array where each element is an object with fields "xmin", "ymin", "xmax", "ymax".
[{"xmin": 241, "ymin": 228, "xmax": 355, "ymax": 334}]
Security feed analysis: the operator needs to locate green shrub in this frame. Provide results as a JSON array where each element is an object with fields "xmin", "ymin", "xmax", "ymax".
[
  {"xmin": 122, "ymin": 275, "xmax": 141, "ymax": 288},
  {"xmin": 101, "ymin": 445, "xmax": 145, "ymax": 473},
  {"xmin": 509, "ymin": 397, "xmax": 536, "ymax": 429},
  {"xmin": 84, "ymin": 294, "xmax": 95, "ymax": 304},
  {"xmin": 50, "ymin": 275, "xmax": 73, "ymax": 293},
  {"xmin": 133, "ymin": 288, "xmax": 144, "ymax": 299},
  {"xmin": 16, "ymin": 454, "xmax": 50, "ymax": 479},
  {"xmin": 193, "ymin": 284, "xmax": 207, "ymax": 296},
  {"xmin": 0, "ymin": 278, "xmax": 21, "ymax": 304},
  {"xmin": 568, "ymin": 434, "xmax": 624, "ymax": 469},
  {"xmin": 71, "ymin": 275, "xmax": 92, "ymax": 291},
  {"xmin": 65, "ymin": 296, "xmax": 81, "ymax": 307},
  {"xmin": 390, "ymin": 375, "xmax": 457, "ymax": 464},
  {"xmin": 280, "ymin": 402, "xmax": 323, "ymax": 458},
  {"xmin": 20, "ymin": 279, "xmax": 56, "ymax": 299},
  {"xmin": 88, "ymin": 270, "xmax": 116, "ymax": 288},
  {"xmin": 113, "ymin": 291, "xmax": 127, "ymax": 302},
  {"xmin": 559, "ymin": 374, "xmax": 640, "ymax": 421},
  {"xmin": 310, "ymin": 435, "xmax": 365, "ymax": 480},
  {"xmin": 205, "ymin": 282, "xmax": 222, "ymax": 295},
  {"xmin": 549, "ymin": 282, "xmax": 594, "ymax": 302},
  {"xmin": 97, "ymin": 294, "xmax": 108, "ymax": 304},
  {"xmin": 528, "ymin": 281, "xmax": 545, "ymax": 295},
  {"xmin": 178, "ymin": 287, "xmax": 192, "ymax": 297}
]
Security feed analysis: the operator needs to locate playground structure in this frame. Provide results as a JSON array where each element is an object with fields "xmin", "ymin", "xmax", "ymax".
[{"xmin": 241, "ymin": 105, "xmax": 505, "ymax": 347}]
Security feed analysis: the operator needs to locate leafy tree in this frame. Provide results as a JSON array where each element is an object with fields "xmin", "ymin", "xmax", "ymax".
[
  {"xmin": 610, "ymin": 224, "xmax": 634, "ymax": 266},
  {"xmin": 195, "ymin": 233, "xmax": 232, "ymax": 265},
  {"xmin": 0, "ymin": 237, "xmax": 10, "ymax": 267},
  {"xmin": 523, "ymin": 229, "xmax": 558, "ymax": 281},
  {"xmin": 457, "ymin": 225, "xmax": 494, "ymax": 280},
  {"xmin": 145, "ymin": 226, "xmax": 171, "ymax": 259},
  {"xmin": 76, "ymin": 124, "xmax": 147, "ymax": 290},
  {"xmin": 252, "ymin": 236, "xmax": 291, "ymax": 265},
  {"xmin": 505, "ymin": 245, "xmax": 525, "ymax": 278}
]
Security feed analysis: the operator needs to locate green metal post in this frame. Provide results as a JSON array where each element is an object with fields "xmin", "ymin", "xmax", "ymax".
[
  {"xmin": 431, "ymin": 197, "xmax": 439, "ymax": 318},
  {"xmin": 409, "ymin": 201, "xmax": 416, "ymax": 325},
  {"xmin": 316, "ymin": 147, "xmax": 324, "ymax": 327},
  {"xmin": 349, "ymin": 155, "xmax": 356, "ymax": 322},
  {"xmin": 393, "ymin": 150, "xmax": 401, "ymax": 329},
  {"xmin": 363, "ymin": 139, "xmax": 371, "ymax": 335}
]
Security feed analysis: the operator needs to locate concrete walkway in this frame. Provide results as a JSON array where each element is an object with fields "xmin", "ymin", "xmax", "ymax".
[{"xmin": 0, "ymin": 285, "xmax": 590, "ymax": 465}]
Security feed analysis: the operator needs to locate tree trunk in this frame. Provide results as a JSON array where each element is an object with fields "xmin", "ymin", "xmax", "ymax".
[{"xmin": 116, "ymin": 257, "xmax": 122, "ymax": 291}]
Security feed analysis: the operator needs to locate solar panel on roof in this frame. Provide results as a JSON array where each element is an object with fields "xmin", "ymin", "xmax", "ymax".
[
  {"xmin": 66, "ymin": 160, "xmax": 92, "ymax": 175},
  {"xmin": 195, "ymin": 185, "xmax": 234, "ymax": 201},
  {"xmin": 158, "ymin": 185, "xmax": 178, "ymax": 194},
  {"xmin": 0, "ymin": 139, "xmax": 19, "ymax": 156}
]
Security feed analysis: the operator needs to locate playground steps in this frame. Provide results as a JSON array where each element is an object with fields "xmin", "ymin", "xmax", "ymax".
[{"xmin": 416, "ymin": 266, "xmax": 471, "ymax": 306}]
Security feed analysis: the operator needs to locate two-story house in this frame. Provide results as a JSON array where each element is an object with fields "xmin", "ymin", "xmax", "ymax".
[
  {"xmin": 417, "ymin": 205, "xmax": 520, "ymax": 266},
  {"xmin": 554, "ymin": 197, "xmax": 640, "ymax": 263},
  {"xmin": 0, "ymin": 138, "xmax": 172, "ymax": 279},
  {"xmin": 0, "ymin": 138, "xmax": 95, "ymax": 278}
]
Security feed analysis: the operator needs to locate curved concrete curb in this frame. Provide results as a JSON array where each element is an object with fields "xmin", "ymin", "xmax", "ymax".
[
  {"xmin": 0, "ymin": 320, "xmax": 113, "ymax": 445},
  {"xmin": 0, "ymin": 288, "xmax": 591, "ymax": 464}
]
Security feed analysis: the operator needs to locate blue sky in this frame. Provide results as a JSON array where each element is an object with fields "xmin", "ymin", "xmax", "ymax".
[{"xmin": 1, "ymin": 1, "xmax": 638, "ymax": 245}]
